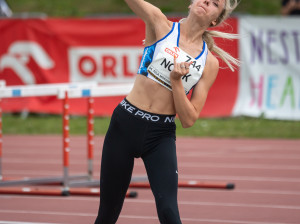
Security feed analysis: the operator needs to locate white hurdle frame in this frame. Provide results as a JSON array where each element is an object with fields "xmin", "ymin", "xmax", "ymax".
[
  {"xmin": 0, "ymin": 81, "xmax": 98, "ymax": 191},
  {"xmin": 56, "ymin": 83, "xmax": 134, "ymax": 188},
  {"xmin": 0, "ymin": 81, "xmax": 134, "ymax": 191}
]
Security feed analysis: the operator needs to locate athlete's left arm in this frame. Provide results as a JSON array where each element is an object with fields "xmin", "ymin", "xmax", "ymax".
[{"xmin": 170, "ymin": 52, "xmax": 219, "ymax": 128}]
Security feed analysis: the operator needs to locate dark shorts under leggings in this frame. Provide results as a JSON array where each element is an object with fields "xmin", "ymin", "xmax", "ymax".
[{"xmin": 94, "ymin": 98, "xmax": 182, "ymax": 224}]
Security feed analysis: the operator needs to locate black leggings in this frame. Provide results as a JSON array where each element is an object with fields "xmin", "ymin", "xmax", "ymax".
[{"xmin": 94, "ymin": 98, "xmax": 182, "ymax": 224}]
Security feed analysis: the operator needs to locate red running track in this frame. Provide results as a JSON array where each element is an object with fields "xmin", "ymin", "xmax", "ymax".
[{"xmin": 0, "ymin": 135, "xmax": 300, "ymax": 224}]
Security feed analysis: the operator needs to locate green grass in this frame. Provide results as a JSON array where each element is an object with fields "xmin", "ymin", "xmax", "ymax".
[
  {"xmin": 7, "ymin": 0, "xmax": 282, "ymax": 17},
  {"xmin": 3, "ymin": 113, "xmax": 300, "ymax": 139},
  {"xmin": 176, "ymin": 117, "xmax": 300, "ymax": 139}
]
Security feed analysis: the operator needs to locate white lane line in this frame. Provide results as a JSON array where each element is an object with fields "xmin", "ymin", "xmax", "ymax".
[
  {"xmin": 0, "ymin": 209, "xmax": 93, "ymax": 217},
  {"xmin": 121, "ymin": 215, "xmax": 291, "ymax": 224},
  {"xmin": 178, "ymin": 201, "xmax": 300, "ymax": 210},
  {"xmin": 179, "ymin": 188, "xmax": 300, "ymax": 196},
  {"xmin": 179, "ymin": 174, "xmax": 300, "ymax": 183},
  {"xmin": 2, "ymin": 170, "xmax": 69, "ymax": 176},
  {"xmin": 0, "ymin": 210, "xmax": 292, "ymax": 224},
  {"xmin": 4, "ymin": 151, "xmax": 300, "ymax": 159},
  {"xmin": 2, "ymin": 150, "xmax": 91, "ymax": 156},
  {"xmin": 5, "ymin": 159, "xmax": 300, "ymax": 171},
  {"xmin": 177, "ymin": 162, "xmax": 300, "ymax": 170},
  {"xmin": 3, "ymin": 171, "xmax": 300, "ymax": 183},
  {"xmin": 125, "ymin": 199, "xmax": 300, "ymax": 210},
  {"xmin": 0, "ymin": 222, "xmax": 60, "ymax": 224},
  {"xmin": 178, "ymin": 153, "xmax": 300, "ymax": 160},
  {"xmin": 3, "ymin": 159, "xmax": 90, "ymax": 165},
  {"xmin": 0, "ymin": 199, "xmax": 299, "ymax": 211}
]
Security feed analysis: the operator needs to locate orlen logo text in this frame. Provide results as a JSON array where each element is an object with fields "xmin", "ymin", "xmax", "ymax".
[{"xmin": 69, "ymin": 47, "xmax": 143, "ymax": 83}]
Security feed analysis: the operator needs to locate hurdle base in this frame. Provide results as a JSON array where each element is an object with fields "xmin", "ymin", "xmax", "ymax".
[
  {"xmin": 66, "ymin": 176, "xmax": 235, "ymax": 190},
  {"xmin": 129, "ymin": 180, "xmax": 235, "ymax": 190},
  {"xmin": 0, "ymin": 174, "xmax": 89, "ymax": 187},
  {"xmin": 0, "ymin": 186, "xmax": 137, "ymax": 198},
  {"xmin": 69, "ymin": 179, "xmax": 99, "ymax": 187}
]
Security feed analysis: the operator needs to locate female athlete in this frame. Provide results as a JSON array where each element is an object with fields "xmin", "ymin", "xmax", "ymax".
[{"xmin": 95, "ymin": 0, "xmax": 240, "ymax": 223}]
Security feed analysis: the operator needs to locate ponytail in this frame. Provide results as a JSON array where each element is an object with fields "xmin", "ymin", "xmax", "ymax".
[{"xmin": 203, "ymin": 30, "xmax": 240, "ymax": 72}]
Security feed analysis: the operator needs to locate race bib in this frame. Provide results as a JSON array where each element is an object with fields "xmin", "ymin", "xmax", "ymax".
[{"xmin": 147, "ymin": 42, "xmax": 204, "ymax": 94}]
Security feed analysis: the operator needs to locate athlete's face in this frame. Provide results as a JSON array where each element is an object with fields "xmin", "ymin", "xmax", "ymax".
[{"xmin": 189, "ymin": 0, "xmax": 226, "ymax": 26}]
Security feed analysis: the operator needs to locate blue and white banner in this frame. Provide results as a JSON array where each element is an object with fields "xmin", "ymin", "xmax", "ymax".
[{"xmin": 234, "ymin": 16, "xmax": 300, "ymax": 120}]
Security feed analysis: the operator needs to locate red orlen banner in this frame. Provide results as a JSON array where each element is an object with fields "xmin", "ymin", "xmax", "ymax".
[{"xmin": 0, "ymin": 17, "xmax": 238, "ymax": 117}]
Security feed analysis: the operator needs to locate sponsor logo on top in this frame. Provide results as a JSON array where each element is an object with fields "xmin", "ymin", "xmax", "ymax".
[{"xmin": 165, "ymin": 47, "xmax": 179, "ymax": 58}]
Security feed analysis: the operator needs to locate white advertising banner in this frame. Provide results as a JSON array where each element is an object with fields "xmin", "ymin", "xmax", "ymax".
[{"xmin": 233, "ymin": 16, "xmax": 300, "ymax": 120}]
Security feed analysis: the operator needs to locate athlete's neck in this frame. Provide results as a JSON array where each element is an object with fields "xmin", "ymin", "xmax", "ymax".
[{"xmin": 179, "ymin": 18, "xmax": 207, "ymax": 44}]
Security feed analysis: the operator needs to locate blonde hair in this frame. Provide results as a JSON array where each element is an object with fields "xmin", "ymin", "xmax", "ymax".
[{"xmin": 182, "ymin": 0, "xmax": 241, "ymax": 71}]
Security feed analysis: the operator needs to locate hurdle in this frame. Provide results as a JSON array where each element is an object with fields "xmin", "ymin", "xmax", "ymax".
[
  {"xmin": 56, "ymin": 83, "xmax": 134, "ymax": 188},
  {"xmin": 0, "ymin": 81, "xmax": 98, "ymax": 187},
  {"xmin": 0, "ymin": 81, "xmax": 138, "ymax": 197}
]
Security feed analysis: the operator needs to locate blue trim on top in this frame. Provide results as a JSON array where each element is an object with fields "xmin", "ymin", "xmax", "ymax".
[
  {"xmin": 138, "ymin": 43, "xmax": 156, "ymax": 76},
  {"xmin": 203, "ymin": 49, "xmax": 209, "ymax": 66},
  {"xmin": 177, "ymin": 23, "xmax": 180, "ymax": 47},
  {"xmin": 12, "ymin": 89, "xmax": 21, "ymax": 97},
  {"xmin": 195, "ymin": 41, "xmax": 206, "ymax": 59}
]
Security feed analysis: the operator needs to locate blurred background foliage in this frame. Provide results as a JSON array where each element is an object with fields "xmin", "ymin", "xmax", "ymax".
[{"xmin": 6, "ymin": 0, "xmax": 281, "ymax": 18}]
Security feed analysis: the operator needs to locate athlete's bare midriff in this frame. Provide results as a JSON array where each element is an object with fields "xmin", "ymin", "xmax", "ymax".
[{"xmin": 126, "ymin": 75, "xmax": 176, "ymax": 115}]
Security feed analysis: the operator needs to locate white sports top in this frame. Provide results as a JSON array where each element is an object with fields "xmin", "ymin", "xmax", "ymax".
[{"xmin": 138, "ymin": 22, "xmax": 208, "ymax": 94}]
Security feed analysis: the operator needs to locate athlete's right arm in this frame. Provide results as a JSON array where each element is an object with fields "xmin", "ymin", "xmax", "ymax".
[{"xmin": 124, "ymin": 0, "xmax": 171, "ymax": 45}]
